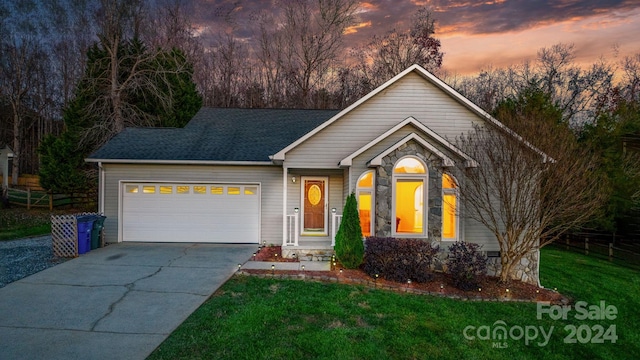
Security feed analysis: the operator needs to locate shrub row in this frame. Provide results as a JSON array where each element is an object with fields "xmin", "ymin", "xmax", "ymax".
[
  {"xmin": 362, "ymin": 237, "xmax": 439, "ymax": 283},
  {"xmin": 361, "ymin": 237, "xmax": 488, "ymax": 290}
]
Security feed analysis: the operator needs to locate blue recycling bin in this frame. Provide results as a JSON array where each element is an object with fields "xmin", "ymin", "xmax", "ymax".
[{"xmin": 77, "ymin": 215, "xmax": 96, "ymax": 255}]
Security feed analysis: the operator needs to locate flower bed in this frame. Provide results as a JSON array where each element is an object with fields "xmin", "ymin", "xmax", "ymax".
[{"xmin": 245, "ymin": 246, "xmax": 568, "ymax": 303}]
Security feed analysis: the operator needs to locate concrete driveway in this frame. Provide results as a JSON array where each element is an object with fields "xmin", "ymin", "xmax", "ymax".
[{"xmin": 0, "ymin": 242, "xmax": 255, "ymax": 360}]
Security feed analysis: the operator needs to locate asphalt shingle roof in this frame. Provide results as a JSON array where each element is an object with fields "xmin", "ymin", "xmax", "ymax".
[{"xmin": 88, "ymin": 108, "xmax": 340, "ymax": 162}]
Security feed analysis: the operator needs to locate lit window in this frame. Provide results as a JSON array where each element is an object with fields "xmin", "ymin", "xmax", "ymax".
[
  {"xmin": 244, "ymin": 186, "xmax": 257, "ymax": 195},
  {"xmin": 143, "ymin": 186, "xmax": 156, "ymax": 194},
  {"xmin": 160, "ymin": 186, "xmax": 173, "ymax": 194},
  {"xmin": 177, "ymin": 186, "xmax": 190, "ymax": 194},
  {"xmin": 442, "ymin": 174, "xmax": 458, "ymax": 240},
  {"xmin": 228, "ymin": 187, "xmax": 240, "ymax": 195},
  {"xmin": 356, "ymin": 171, "xmax": 374, "ymax": 237},
  {"xmin": 358, "ymin": 171, "xmax": 373, "ymax": 187},
  {"xmin": 394, "ymin": 157, "xmax": 426, "ymax": 174},
  {"xmin": 393, "ymin": 157, "xmax": 427, "ymax": 236},
  {"xmin": 211, "ymin": 186, "xmax": 223, "ymax": 195},
  {"xmin": 126, "ymin": 185, "xmax": 139, "ymax": 193},
  {"xmin": 193, "ymin": 186, "xmax": 206, "ymax": 194}
]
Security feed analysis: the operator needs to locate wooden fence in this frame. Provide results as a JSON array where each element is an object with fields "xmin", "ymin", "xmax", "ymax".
[
  {"xmin": 0, "ymin": 174, "xmax": 44, "ymax": 191},
  {"xmin": 5, "ymin": 187, "xmax": 95, "ymax": 210},
  {"xmin": 552, "ymin": 232, "xmax": 640, "ymax": 269}
]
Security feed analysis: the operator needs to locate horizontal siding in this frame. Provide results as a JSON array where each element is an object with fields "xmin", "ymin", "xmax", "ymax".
[
  {"xmin": 102, "ymin": 164, "xmax": 283, "ymax": 244},
  {"xmin": 284, "ymin": 72, "xmax": 485, "ymax": 168},
  {"xmin": 463, "ymin": 217, "xmax": 499, "ymax": 251}
]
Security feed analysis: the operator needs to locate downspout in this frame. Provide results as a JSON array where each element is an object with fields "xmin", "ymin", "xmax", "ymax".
[{"xmin": 98, "ymin": 162, "xmax": 105, "ymax": 214}]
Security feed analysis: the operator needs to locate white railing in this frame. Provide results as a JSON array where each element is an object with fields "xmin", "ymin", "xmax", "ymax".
[
  {"xmin": 331, "ymin": 214, "xmax": 342, "ymax": 246},
  {"xmin": 285, "ymin": 213, "xmax": 299, "ymax": 246}
]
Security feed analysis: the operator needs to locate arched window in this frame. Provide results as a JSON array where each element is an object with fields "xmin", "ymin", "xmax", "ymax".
[
  {"xmin": 442, "ymin": 173, "xmax": 458, "ymax": 240},
  {"xmin": 356, "ymin": 171, "xmax": 374, "ymax": 237},
  {"xmin": 393, "ymin": 157, "xmax": 427, "ymax": 236}
]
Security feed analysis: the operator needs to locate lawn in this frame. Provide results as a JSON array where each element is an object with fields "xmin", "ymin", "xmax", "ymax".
[
  {"xmin": 0, "ymin": 205, "xmax": 95, "ymax": 241},
  {"xmin": 0, "ymin": 206, "xmax": 53, "ymax": 241},
  {"xmin": 149, "ymin": 247, "xmax": 639, "ymax": 360}
]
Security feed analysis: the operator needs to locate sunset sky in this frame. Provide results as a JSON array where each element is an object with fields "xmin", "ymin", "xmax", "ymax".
[{"xmin": 191, "ymin": 0, "xmax": 640, "ymax": 76}]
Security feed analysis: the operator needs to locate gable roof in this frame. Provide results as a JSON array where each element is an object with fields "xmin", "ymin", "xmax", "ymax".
[
  {"xmin": 339, "ymin": 116, "xmax": 477, "ymax": 168},
  {"xmin": 272, "ymin": 64, "xmax": 549, "ymax": 162},
  {"xmin": 87, "ymin": 108, "xmax": 339, "ymax": 163}
]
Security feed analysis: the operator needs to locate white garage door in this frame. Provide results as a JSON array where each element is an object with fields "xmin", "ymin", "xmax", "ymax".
[{"xmin": 121, "ymin": 183, "xmax": 260, "ymax": 243}]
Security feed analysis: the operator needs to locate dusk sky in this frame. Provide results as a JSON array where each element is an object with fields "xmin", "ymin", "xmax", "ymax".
[{"xmin": 191, "ymin": 0, "xmax": 640, "ymax": 76}]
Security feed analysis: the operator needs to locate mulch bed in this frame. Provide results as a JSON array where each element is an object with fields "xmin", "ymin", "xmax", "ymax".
[{"xmin": 244, "ymin": 246, "xmax": 569, "ymax": 304}]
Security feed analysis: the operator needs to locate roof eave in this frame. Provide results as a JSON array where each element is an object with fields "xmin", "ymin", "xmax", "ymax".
[{"xmin": 85, "ymin": 158, "xmax": 277, "ymax": 166}]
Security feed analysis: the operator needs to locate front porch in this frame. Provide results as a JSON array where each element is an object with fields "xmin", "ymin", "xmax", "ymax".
[
  {"xmin": 281, "ymin": 168, "xmax": 345, "ymax": 260},
  {"xmin": 282, "ymin": 211, "xmax": 342, "ymax": 261}
]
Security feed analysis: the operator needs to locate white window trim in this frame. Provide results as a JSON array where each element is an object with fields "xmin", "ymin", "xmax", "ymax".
[
  {"xmin": 356, "ymin": 170, "xmax": 375, "ymax": 237},
  {"xmin": 391, "ymin": 156, "xmax": 428, "ymax": 238},
  {"xmin": 300, "ymin": 176, "xmax": 329, "ymax": 236}
]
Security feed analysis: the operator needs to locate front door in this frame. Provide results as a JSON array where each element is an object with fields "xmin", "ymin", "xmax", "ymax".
[{"xmin": 302, "ymin": 177, "xmax": 328, "ymax": 235}]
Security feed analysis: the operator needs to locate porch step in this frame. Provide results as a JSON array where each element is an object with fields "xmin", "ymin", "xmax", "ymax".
[
  {"xmin": 241, "ymin": 261, "xmax": 330, "ymax": 271},
  {"xmin": 282, "ymin": 245, "xmax": 334, "ymax": 261}
]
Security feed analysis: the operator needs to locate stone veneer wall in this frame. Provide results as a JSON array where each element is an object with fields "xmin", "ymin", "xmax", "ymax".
[
  {"xmin": 486, "ymin": 250, "xmax": 540, "ymax": 285},
  {"xmin": 370, "ymin": 140, "xmax": 541, "ymax": 286},
  {"xmin": 374, "ymin": 140, "xmax": 442, "ymax": 240}
]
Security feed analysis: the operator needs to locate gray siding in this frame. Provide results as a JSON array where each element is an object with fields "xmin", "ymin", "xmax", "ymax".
[
  {"xmin": 284, "ymin": 72, "xmax": 484, "ymax": 169},
  {"xmin": 463, "ymin": 217, "xmax": 499, "ymax": 251},
  {"xmin": 282, "ymin": 71, "xmax": 497, "ymax": 249},
  {"xmin": 101, "ymin": 164, "xmax": 283, "ymax": 244}
]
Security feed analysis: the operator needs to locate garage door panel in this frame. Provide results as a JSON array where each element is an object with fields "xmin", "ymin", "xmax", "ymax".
[{"xmin": 122, "ymin": 183, "xmax": 260, "ymax": 243}]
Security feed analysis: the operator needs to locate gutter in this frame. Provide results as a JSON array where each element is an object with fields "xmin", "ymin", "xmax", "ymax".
[
  {"xmin": 85, "ymin": 159, "xmax": 276, "ymax": 166},
  {"xmin": 98, "ymin": 162, "xmax": 105, "ymax": 214}
]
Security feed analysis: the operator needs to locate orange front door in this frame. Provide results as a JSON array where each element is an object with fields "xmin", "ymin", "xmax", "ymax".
[{"xmin": 303, "ymin": 178, "xmax": 326, "ymax": 233}]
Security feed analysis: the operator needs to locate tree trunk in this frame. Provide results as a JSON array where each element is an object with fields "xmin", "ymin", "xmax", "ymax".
[
  {"xmin": 11, "ymin": 105, "xmax": 21, "ymax": 187},
  {"xmin": 499, "ymin": 256, "xmax": 515, "ymax": 283}
]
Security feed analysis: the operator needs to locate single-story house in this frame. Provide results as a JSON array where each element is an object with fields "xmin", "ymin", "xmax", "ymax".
[{"xmin": 87, "ymin": 64, "xmax": 541, "ymax": 282}]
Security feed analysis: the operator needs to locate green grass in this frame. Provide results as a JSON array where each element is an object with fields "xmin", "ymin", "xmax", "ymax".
[
  {"xmin": 0, "ymin": 205, "xmax": 93, "ymax": 241},
  {"xmin": 149, "ymin": 248, "xmax": 639, "ymax": 360}
]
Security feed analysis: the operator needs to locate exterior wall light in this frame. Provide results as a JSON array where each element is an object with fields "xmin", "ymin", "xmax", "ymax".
[
  {"xmin": 294, "ymin": 207, "xmax": 299, "ymax": 213},
  {"xmin": 291, "ymin": 176, "xmax": 296, "ymax": 183}
]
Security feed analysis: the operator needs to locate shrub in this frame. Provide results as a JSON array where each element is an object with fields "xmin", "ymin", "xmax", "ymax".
[
  {"xmin": 363, "ymin": 237, "xmax": 439, "ymax": 283},
  {"xmin": 446, "ymin": 241, "xmax": 487, "ymax": 291},
  {"xmin": 334, "ymin": 193, "xmax": 364, "ymax": 269}
]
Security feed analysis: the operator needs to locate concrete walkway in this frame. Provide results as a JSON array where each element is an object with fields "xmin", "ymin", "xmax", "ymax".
[{"xmin": 0, "ymin": 242, "xmax": 255, "ymax": 360}]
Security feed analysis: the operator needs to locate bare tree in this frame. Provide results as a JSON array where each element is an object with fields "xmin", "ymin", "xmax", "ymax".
[
  {"xmin": 456, "ymin": 96, "xmax": 607, "ymax": 283},
  {"xmin": 0, "ymin": 37, "xmax": 49, "ymax": 185},
  {"xmin": 72, "ymin": 0, "xmax": 199, "ymax": 149},
  {"xmin": 362, "ymin": 6, "xmax": 443, "ymax": 85},
  {"xmin": 258, "ymin": 0, "xmax": 358, "ymax": 108}
]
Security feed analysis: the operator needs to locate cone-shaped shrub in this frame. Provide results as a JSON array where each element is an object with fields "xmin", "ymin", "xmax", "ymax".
[{"xmin": 335, "ymin": 193, "xmax": 364, "ymax": 269}]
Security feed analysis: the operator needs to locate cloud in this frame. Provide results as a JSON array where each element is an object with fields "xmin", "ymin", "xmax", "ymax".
[{"xmin": 428, "ymin": 0, "xmax": 640, "ymax": 35}]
